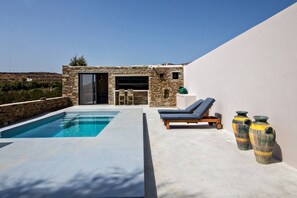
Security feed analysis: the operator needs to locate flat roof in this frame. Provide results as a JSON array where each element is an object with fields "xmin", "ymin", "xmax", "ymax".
[{"xmin": 63, "ymin": 64, "xmax": 184, "ymax": 68}]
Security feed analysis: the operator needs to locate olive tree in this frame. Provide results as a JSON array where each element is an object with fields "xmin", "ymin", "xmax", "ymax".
[{"xmin": 69, "ymin": 55, "xmax": 87, "ymax": 66}]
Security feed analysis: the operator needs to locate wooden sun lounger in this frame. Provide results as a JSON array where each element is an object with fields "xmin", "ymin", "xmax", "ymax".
[
  {"xmin": 160, "ymin": 97, "xmax": 223, "ymax": 130},
  {"xmin": 163, "ymin": 115, "xmax": 222, "ymax": 129}
]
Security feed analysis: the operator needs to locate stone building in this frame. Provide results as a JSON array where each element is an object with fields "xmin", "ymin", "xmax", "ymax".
[{"xmin": 62, "ymin": 64, "xmax": 184, "ymax": 107}]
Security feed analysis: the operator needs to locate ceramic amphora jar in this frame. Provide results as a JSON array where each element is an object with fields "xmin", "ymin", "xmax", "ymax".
[
  {"xmin": 232, "ymin": 111, "xmax": 251, "ymax": 150},
  {"xmin": 249, "ymin": 116, "xmax": 276, "ymax": 164}
]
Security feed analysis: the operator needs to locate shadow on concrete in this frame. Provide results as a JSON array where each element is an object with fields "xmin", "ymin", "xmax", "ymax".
[
  {"xmin": 271, "ymin": 141, "xmax": 283, "ymax": 164},
  {"xmin": 157, "ymin": 182, "xmax": 204, "ymax": 198},
  {"xmin": 0, "ymin": 168, "xmax": 144, "ymax": 198},
  {"xmin": 143, "ymin": 113, "xmax": 157, "ymax": 198},
  {"xmin": 0, "ymin": 142, "xmax": 12, "ymax": 149}
]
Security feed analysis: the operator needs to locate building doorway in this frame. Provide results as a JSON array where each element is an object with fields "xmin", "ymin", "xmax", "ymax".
[
  {"xmin": 96, "ymin": 73, "xmax": 108, "ymax": 104},
  {"xmin": 79, "ymin": 73, "xmax": 108, "ymax": 105}
]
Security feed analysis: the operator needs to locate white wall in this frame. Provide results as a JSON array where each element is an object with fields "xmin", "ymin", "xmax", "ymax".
[{"xmin": 184, "ymin": 3, "xmax": 297, "ymax": 168}]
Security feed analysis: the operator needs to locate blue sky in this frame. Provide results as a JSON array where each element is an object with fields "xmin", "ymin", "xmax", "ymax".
[{"xmin": 0, "ymin": 0, "xmax": 296, "ymax": 73}]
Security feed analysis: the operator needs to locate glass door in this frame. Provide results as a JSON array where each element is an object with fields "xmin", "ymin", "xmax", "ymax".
[{"xmin": 79, "ymin": 74, "xmax": 96, "ymax": 104}]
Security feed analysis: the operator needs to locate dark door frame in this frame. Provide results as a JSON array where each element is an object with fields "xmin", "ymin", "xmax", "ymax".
[{"xmin": 78, "ymin": 73, "xmax": 109, "ymax": 105}]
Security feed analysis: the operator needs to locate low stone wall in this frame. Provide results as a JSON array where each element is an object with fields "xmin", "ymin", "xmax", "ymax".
[{"xmin": 0, "ymin": 97, "xmax": 72, "ymax": 127}]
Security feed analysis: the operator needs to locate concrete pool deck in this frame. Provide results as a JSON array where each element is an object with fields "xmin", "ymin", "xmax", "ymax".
[
  {"xmin": 143, "ymin": 106, "xmax": 297, "ymax": 197},
  {"xmin": 1, "ymin": 105, "xmax": 297, "ymax": 197},
  {"xmin": 0, "ymin": 106, "xmax": 144, "ymax": 197}
]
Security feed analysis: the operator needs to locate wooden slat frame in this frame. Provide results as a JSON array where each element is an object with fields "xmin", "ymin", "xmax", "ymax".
[{"xmin": 163, "ymin": 116, "xmax": 222, "ymax": 130}]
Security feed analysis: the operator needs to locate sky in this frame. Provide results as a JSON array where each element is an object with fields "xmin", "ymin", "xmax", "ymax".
[{"xmin": 0, "ymin": 0, "xmax": 296, "ymax": 73}]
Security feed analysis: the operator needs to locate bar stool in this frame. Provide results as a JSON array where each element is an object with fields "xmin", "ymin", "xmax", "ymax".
[
  {"xmin": 118, "ymin": 89, "xmax": 126, "ymax": 105},
  {"xmin": 127, "ymin": 89, "xmax": 134, "ymax": 105}
]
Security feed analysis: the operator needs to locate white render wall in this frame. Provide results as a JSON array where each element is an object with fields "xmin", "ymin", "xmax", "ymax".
[{"xmin": 184, "ymin": 3, "xmax": 297, "ymax": 168}]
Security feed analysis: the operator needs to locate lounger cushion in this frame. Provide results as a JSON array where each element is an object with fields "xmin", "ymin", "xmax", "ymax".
[
  {"xmin": 158, "ymin": 109, "xmax": 191, "ymax": 114},
  {"xmin": 161, "ymin": 97, "xmax": 216, "ymax": 121},
  {"xmin": 185, "ymin": 99, "xmax": 204, "ymax": 112},
  {"xmin": 158, "ymin": 99, "xmax": 204, "ymax": 114},
  {"xmin": 160, "ymin": 113, "xmax": 199, "ymax": 120},
  {"xmin": 193, "ymin": 97, "xmax": 215, "ymax": 119}
]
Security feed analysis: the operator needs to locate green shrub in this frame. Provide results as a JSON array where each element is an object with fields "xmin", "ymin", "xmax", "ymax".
[{"xmin": 0, "ymin": 81, "xmax": 62, "ymax": 105}]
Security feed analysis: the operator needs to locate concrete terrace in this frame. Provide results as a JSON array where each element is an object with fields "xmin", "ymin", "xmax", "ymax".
[
  {"xmin": 1, "ymin": 105, "xmax": 297, "ymax": 197},
  {"xmin": 0, "ymin": 107, "xmax": 144, "ymax": 197},
  {"xmin": 143, "ymin": 106, "xmax": 297, "ymax": 197}
]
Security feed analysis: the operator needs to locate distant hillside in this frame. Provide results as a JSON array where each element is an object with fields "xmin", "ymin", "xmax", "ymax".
[
  {"xmin": 0, "ymin": 72, "xmax": 61, "ymax": 83},
  {"xmin": 0, "ymin": 72, "xmax": 62, "ymax": 104}
]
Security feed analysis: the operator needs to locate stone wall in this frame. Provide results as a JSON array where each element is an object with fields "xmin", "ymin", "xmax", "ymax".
[
  {"xmin": 0, "ymin": 97, "xmax": 71, "ymax": 127},
  {"xmin": 62, "ymin": 65, "xmax": 184, "ymax": 107}
]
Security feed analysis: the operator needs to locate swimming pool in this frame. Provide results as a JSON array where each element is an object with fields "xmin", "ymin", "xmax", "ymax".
[{"xmin": 0, "ymin": 111, "xmax": 119, "ymax": 138}]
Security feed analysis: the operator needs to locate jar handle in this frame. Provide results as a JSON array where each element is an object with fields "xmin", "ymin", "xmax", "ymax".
[
  {"xmin": 265, "ymin": 126, "xmax": 276, "ymax": 141},
  {"xmin": 244, "ymin": 119, "xmax": 251, "ymax": 126}
]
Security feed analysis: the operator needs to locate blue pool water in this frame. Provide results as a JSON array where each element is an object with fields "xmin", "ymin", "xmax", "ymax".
[{"xmin": 0, "ymin": 111, "xmax": 118, "ymax": 138}]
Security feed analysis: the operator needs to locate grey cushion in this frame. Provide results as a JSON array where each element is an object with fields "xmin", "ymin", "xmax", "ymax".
[
  {"xmin": 185, "ymin": 99, "xmax": 204, "ymax": 112},
  {"xmin": 161, "ymin": 97, "xmax": 215, "ymax": 121},
  {"xmin": 192, "ymin": 97, "xmax": 215, "ymax": 119},
  {"xmin": 158, "ymin": 99, "xmax": 204, "ymax": 114},
  {"xmin": 160, "ymin": 113, "xmax": 199, "ymax": 120},
  {"xmin": 158, "ymin": 109, "xmax": 191, "ymax": 114}
]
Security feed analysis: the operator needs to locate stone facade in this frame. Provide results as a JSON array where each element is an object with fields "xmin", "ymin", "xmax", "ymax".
[
  {"xmin": 0, "ymin": 97, "xmax": 71, "ymax": 127},
  {"xmin": 62, "ymin": 65, "xmax": 184, "ymax": 107}
]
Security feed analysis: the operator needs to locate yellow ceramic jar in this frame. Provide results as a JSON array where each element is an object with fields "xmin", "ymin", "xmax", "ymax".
[
  {"xmin": 249, "ymin": 116, "xmax": 276, "ymax": 164},
  {"xmin": 232, "ymin": 111, "xmax": 251, "ymax": 150}
]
